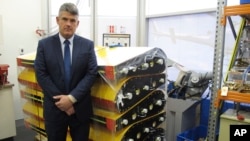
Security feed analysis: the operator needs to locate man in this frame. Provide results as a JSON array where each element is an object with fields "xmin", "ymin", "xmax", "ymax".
[{"xmin": 34, "ymin": 3, "xmax": 98, "ymax": 141}]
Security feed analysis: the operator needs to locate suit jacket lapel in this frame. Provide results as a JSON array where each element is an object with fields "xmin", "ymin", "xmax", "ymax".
[
  {"xmin": 52, "ymin": 34, "xmax": 64, "ymax": 75},
  {"xmin": 71, "ymin": 35, "xmax": 80, "ymax": 76}
]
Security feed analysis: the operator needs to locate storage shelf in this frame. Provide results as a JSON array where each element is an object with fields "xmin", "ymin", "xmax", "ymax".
[
  {"xmin": 215, "ymin": 90, "xmax": 250, "ymax": 108},
  {"xmin": 222, "ymin": 4, "xmax": 250, "ymax": 25},
  {"xmin": 208, "ymin": 2, "xmax": 250, "ymax": 140}
]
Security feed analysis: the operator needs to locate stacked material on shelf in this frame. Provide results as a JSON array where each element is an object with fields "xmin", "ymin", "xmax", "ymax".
[{"xmin": 223, "ymin": 24, "xmax": 250, "ymax": 93}]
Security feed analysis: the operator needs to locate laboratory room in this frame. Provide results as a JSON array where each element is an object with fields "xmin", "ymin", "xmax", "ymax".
[{"xmin": 0, "ymin": 0, "xmax": 250, "ymax": 141}]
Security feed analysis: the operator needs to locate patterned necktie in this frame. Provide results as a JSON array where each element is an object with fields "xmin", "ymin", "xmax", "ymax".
[{"xmin": 64, "ymin": 40, "xmax": 71, "ymax": 92}]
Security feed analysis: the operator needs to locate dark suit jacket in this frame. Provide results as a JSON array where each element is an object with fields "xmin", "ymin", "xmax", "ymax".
[{"xmin": 34, "ymin": 33, "xmax": 98, "ymax": 123}]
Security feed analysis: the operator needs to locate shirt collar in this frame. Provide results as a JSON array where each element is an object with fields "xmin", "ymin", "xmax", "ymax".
[{"xmin": 59, "ymin": 33, "xmax": 74, "ymax": 45}]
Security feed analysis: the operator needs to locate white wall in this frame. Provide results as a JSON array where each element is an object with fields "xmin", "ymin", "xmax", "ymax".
[{"xmin": 0, "ymin": 0, "xmax": 43, "ymax": 120}]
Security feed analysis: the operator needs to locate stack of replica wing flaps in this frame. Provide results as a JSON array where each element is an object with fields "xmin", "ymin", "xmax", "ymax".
[
  {"xmin": 16, "ymin": 46, "xmax": 167, "ymax": 141},
  {"xmin": 90, "ymin": 47, "xmax": 167, "ymax": 141},
  {"xmin": 17, "ymin": 52, "xmax": 72, "ymax": 141}
]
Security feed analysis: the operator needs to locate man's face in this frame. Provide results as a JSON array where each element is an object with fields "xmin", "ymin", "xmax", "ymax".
[{"xmin": 56, "ymin": 11, "xmax": 79, "ymax": 39}]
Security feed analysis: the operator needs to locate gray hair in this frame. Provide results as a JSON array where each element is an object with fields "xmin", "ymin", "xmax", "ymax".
[{"xmin": 59, "ymin": 3, "xmax": 79, "ymax": 16}]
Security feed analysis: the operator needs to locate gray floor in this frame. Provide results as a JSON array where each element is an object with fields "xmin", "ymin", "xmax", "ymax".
[{"xmin": 1, "ymin": 119, "xmax": 37, "ymax": 141}]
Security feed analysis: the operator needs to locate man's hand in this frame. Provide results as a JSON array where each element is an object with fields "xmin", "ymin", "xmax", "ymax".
[
  {"xmin": 65, "ymin": 106, "xmax": 75, "ymax": 116},
  {"xmin": 53, "ymin": 95, "xmax": 73, "ymax": 111}
]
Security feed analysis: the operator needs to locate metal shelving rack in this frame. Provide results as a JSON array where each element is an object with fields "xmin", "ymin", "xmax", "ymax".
[
  {"xmin": 207, "ymin": 0, "xmax": 227, "ymax": 140},
  {"xmin": 207, "ymin": 1, "xmax": 250, "ymax": 140}
]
